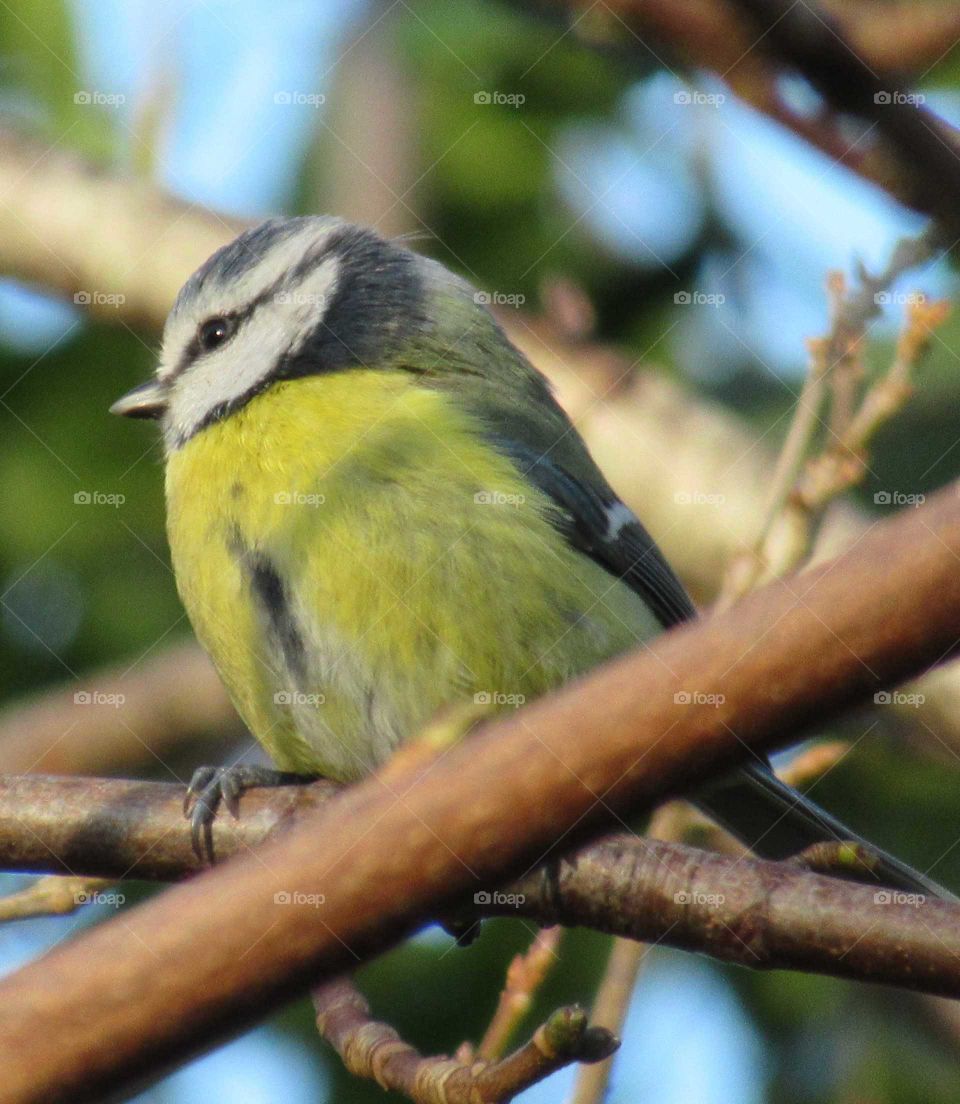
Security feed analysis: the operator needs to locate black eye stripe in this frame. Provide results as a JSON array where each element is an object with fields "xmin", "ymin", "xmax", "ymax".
[
  {"xmin": 167, "ymin": 221, "xmax": 419, "ymax": 404},
  {"xmin": 171, "ymin": 267, "xmax": 316, "ymax": 380}
]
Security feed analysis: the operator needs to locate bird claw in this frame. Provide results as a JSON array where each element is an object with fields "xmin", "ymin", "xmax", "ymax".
[{"xmin": 183, "ymin": 765, "xmax": 317, "ymax": 863}]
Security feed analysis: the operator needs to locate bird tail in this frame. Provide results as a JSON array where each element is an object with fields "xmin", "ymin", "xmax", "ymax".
[{"xmin": 694, "ymin": 759, "xmax": 953, "ymax": 901}]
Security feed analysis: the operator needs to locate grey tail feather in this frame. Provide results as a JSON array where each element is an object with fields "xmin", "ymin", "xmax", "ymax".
[{"xmin": 694, "ymin": 760, "xmax": 955, "ymax": 902}]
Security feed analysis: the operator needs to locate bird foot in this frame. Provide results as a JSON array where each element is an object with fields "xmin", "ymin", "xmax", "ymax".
[{"xmin": 184, "ymin": 764, "xmax": 317, "ymax": 862}]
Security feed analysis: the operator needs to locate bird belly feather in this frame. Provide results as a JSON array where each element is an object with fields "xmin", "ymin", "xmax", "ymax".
[{"xmin": 165, "ymin": 371, "xmax": 661, "ymax": 780}]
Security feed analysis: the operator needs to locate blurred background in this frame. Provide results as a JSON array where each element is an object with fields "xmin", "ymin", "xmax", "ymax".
[{"xmin": 2, "ymin": 1, "xmax": 960, "ymax": 1101}]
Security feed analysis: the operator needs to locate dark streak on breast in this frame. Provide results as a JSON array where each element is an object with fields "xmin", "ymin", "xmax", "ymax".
[{"xmin": 246, "ymin": 551, "xmax": 308, "ymax": 686}]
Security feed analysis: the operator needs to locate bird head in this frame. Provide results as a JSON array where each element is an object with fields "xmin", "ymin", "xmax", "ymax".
[{"xmin": 111, "ymin": 215, "xmax": 532, "ymax": 450}]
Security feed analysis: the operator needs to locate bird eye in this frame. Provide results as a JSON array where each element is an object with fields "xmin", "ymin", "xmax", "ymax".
[{"xmin": 197, "ymin": 315, "xmax": 236, "ymax": 352}]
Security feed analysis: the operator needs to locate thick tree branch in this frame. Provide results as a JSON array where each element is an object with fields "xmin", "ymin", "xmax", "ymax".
[
  {"xmin": 726, "ymin": 0, "xmax": 960, "ymax": 230},
  {"xmin": 4, "ymin": 772, "xmax": 959, "ymax": 1003},
  {"xmin": 547, "ymin": 0, "xmax": 960, "ymax": 225},
  {"xmin": 0, "ymin": 641, "xmax": 238, "ymax": 776},
  {"xmin": 4, "ymin": 771, "xmax": 960, "ymax": 1019},
  {"xmin": 0, "ymin": 488, "xmax": 958, "ymax": 1100}
]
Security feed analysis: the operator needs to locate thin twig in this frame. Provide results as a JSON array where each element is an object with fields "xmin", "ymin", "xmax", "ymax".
[
  {"xmin": 567, "ymin": 938, "xmax": 647, "ymax": 1104},
  {"xmin": 0, "ymin": 877, "xmax": 117, "ymax": 922},
  {"xmin": 792, "ymin": 294, "xmax": 949, "ymax": 518},
  {"xmin": 566, "ymin": 802, "xmax": 685, "ymax": 1104},
  {"xmin": 718, "ymin": 231, "xmax": 947, "ymax": 607},
  {"xmin": 313, "ymin": 976, "xmax": 616, "ymax": 1104},
  {"xmin": 475, "ymin": 926, "xmax": 564, "ymax": 1061}
]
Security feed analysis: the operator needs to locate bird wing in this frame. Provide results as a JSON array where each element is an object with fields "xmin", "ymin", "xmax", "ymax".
[
  {"xmin": 486, "ymin": 436, "xmax": 697, "ymax": 629},
  {"xmin": 485, "ymin": 431, "xmax": 951, "ymax": 898}
]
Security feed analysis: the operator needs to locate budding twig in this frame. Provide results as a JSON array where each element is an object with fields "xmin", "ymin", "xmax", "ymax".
[
  {"xmin": 475, "ymin": 926, "xmax": 564, "ymax": 1061},
  {"xmin": 566, "ymin": 937, "xmax": 647, "ymax": 1104},
  {"xmin": 0, "ymin": 877, "xmax": 116, "ymax": 922},
  {"xmin": 313, "ymin": 975, "xmax": 617, "ymax": 1104},
  {"xmin": 718, "ymin": 231, "xmax": 949, "ymax": 606}
]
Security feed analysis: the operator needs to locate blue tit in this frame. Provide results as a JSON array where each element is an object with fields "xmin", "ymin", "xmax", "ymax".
[{"xmin": 112, "ymin": 216, "xmax": 946, "ymax": 897}]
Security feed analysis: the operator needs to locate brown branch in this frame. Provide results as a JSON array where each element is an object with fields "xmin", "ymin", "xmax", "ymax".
[
  {"xmin": 506, "ymin": 837, "xmax": 960, "ymax": 992},
  {"xmin": 726, "ymin": 0, "xmax": 960, "ymax": 231},
  {"xmin": 313, "ymin": 976, "xmax": 615, "ymax": 1104},
  {"xmin": 551, "ymin": 0, "xmax": 960, "ymax": 225},
  {"xmin": 7, "ymin": 771, "xmax": 960, "ymax": 1005},
  {"xmin": 0, "ymin": 641, "xmax": 238, "ymax": 776},
  {"xmin": 0, "ymin": 485, "xmax": 959, "ymax": 1099},
  {"xmin": 9, "ymin": 769, "xmax": 960, "ymax": 1005},
  {"xmin": 0, "ymin": 773, "xmax": 339, "ymax": 880}
]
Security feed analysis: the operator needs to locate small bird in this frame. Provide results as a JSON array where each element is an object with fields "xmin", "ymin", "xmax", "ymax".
[{"xmin": 113, "ymin": 215, "xmax": 945, "ymax": 896}]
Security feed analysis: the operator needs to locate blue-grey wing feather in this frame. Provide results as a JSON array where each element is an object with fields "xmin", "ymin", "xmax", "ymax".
[
  {"xmin": 487, "ymin": 433, "xmax": 951, "ymax": 899},
  {"xmin": 487, "ymin": 437, "xmax": 696, "ymax": 628}
]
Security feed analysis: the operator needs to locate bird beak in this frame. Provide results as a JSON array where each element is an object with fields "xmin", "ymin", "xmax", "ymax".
[{"xmin": 109, "ymin": 379, "xmax": 168, "ymax": 419}]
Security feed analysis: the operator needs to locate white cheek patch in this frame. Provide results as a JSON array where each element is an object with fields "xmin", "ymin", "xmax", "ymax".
[
  {"xmin": 157, "ymin": 219, "xmax": 347, "ymax": 384},
  {"xmin": 162, "ymin": 254, "xmax": 341, "ymax": 447}
]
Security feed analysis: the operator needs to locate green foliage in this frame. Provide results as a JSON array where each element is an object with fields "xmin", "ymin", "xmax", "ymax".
[
  {"xmin": 0, "ymin": 0, "xmax": 116, "ymax": 158},
  {"xmin": 0, "ymin": 321, "xmax": 174, "ymax": 698}
]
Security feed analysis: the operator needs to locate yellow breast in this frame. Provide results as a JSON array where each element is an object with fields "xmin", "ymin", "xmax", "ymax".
[{"xmin": 165, "ymin": 370, "xmax": 660, "ymax": 780}]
